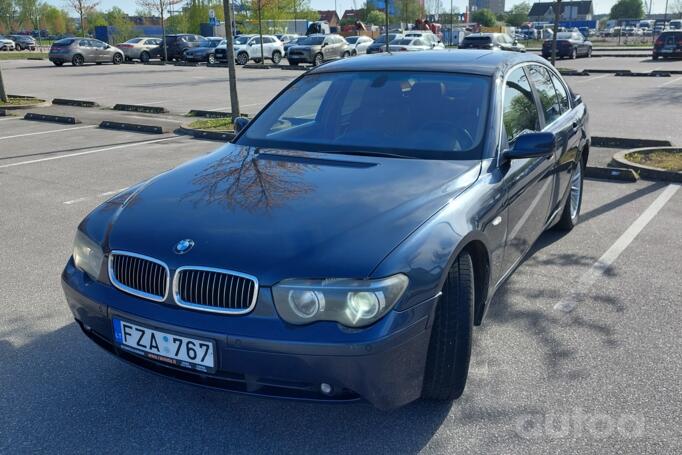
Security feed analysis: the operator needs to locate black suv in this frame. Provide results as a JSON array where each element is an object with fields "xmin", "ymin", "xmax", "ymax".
[
  {"xmin": 161, "ymin": 34, "xmax": 206, "ymax": 61},
  {"xmin": 653, "ymin": 31, "xmax": 682, "ymax": 60}
]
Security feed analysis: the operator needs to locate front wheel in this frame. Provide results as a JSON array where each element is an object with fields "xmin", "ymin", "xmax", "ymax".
[
  {"xmin": 236, "ymin": 52, "xmax": 249, "ymax": 65},
  {"xmin": 207, "ymin": 53, "xmax": 216, "ymax": 64},
  {"xmin": 652, "ymin": 54, "xmax": 659, "ymax": 60},
  {"xmin": 271, "ymin": 50, "xmax": 282, "ymax": 64},
  {"xmin": 112, "ymin": 53, "xmax": 123, "ymax": 65},
  {"xmin": 554, "ymin": 159, "xmax": 584, "ymax": 231},
  {"xmin": 421, "ymin": 252, "xmax": 474, "ymax": 401},
  {"xmin": 313, "ymin": 53, "xmax": 323, "ymax": 66},
  {"xmin": 570, "ymin": 48, "xmax": 577, "ymax": 59},
  {"xmin": 587, "ymin": 48, "xmax": 592, "ymax": 58}
]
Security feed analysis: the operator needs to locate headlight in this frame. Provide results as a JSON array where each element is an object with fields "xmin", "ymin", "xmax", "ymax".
[
  {"xmin": 272, "ymin": 274, "xmax": 408, "ymax": 327},
  {"xmin": 73, "ymin": 230, "xmax": 104, "ymax": 280}
]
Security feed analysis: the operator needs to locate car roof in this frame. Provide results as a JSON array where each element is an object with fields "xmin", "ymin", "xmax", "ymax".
[{"xmin": 309, "ymin": 50, "xmax": 549, "ymax": 77}]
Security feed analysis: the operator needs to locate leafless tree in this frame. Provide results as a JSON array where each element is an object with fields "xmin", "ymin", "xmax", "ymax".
[
  {"xmin": 136, "ymin": 0, "xmax": 183, "ymax": 61},
  {"xmin": 66, "ymin": 0, "xmax": 101, "ymax": 37}
]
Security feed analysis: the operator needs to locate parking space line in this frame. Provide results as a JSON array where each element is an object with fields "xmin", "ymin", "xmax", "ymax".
[
  {"xmin": 658, "ymin": 77, "xmax": 682, "ymax": 87},
  {"xmin": 0, "ymin": 117, "xmax": 21, "ymax": 122},
  {"xmin": 0, "ymin": 125, "xmax": 96, "ymax": 141},
  {"xmin": 554, "ymin": 184, "xmax": 680, "ymax": 313},
  {"xmin": 136, "ymin": 100, "xmax": 170, "ymax": 106},
  {"xmin": 0, "ymin": 136, "xmax": 180, "ymax": 169},
  {"xmin": 571, "ymin": 74, "xmax": 610, "ymax": 84},
  {"xmin": 63, "ymin": 187, "xmax": 129, "ymax": 205}
]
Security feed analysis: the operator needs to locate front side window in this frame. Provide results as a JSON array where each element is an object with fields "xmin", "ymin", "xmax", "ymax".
[
  {"xmin": 527, "ymin": 65, "xmax": 562, "ymax": 125},
  {"xmin": 549, "ymin": 72, "xmax": 570, "ymax": 114},
  {"xmin": 503, "ymin": 67, "xmax": 540, "ymax": 143},
  {"xmin": 238, "ymin": 71, "xmax": 490, "ymax": 159}
]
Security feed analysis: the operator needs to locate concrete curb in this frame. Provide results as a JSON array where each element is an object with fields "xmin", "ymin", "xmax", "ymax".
[
  {"xmin": 187, "ymin": 109, "xmax": 249, "ymax": 118},
  {"xmin": 113, "ymin": 104, "xmax": 169, "ymax": 114},
  {"xmin": 0, "ymin": 96, "xmax": 50, "ymax": 110},
  {"xmin": 559, "ymin": 69, "xmax": 590, "ymax": 76},
  {"xmin": 178, "ymin": 125, "xmax": 235, "ymax": 141},
  {"xmin": 53, "ymin": 98, "xmax": 99, "ymax": 108},
  {"xmin": 24, "ymin": 112, "xmax": 80, "ymax": 124},
  {"xmin": 583, "ymin": 68, "xmax": 682, "ymax": 75},
  {"xmin": 592, "ymin": 136, "xmax": 672, "ymax": 149},
  {"xmin": 174, "ymin": 61, "xmax": 206, "ymax": 67},
  {"xmin": 612, "ymin": 148, "xmax": 682, "ymax": 182},
  {"xmin": 99, "ymin": 121, "xmax": 166, "ymax": 134},
  {"xmin": 280, "ymin": 65, "xmax": 309, "ymax": 71},
  {"xmin": 615, "ymin": 70, "xmax": 671, "ymax": 77},
  {"xmin": 585, "ymin": 166, "xmax": 639, "ymax": 182}
]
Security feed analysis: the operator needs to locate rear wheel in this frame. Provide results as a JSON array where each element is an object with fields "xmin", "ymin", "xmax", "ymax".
[
  {"xmin": 271, "ymin": 50, "xmax": 282, "ymax": 64},
  {"xmin": 113, "ymin": 53, "xmax": 123, "ymax": 65},
  {"xmin": 554, "ymin": 159, "xmax": 584, "ymax": 231},
  {"xmin": 140, "ymin": 51, "xmax": 150, "ymax": 63},
  {"xmin": 587, "ymin": 47, "xmax": 592, "ymax": 58},
  {"xmin": 342, "ymin": 51, "xmax": 350, "ymax": 58},
  {"xmin": 53, "ymin": 61, "xmax": 64, "ymax": 67},
  {"xmin": 71, "ymin": 54, "xmax": 84, "ymax": 66},
  {"xmin": 421, "ymin": 252, "xmax": 474, "ymax": 401},
  {"xmin": 571, "ymin": 47, "xmax": 577, "ymax": 59},
  {"xmin": 652, "ymin": 54, "xmax": 659, "ymax": 60},
  {"xmin": 207, "ymin": 53, "xmax": 216, "ymax": 64},
  {"xmin": 236, "ymin": 52, "xmax": 249, "ymax": 65}
]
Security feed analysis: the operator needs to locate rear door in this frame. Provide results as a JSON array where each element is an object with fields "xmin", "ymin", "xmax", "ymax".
[{"xmin": 78, "ymin": 39, "xmax": 95, "ymax": 62}]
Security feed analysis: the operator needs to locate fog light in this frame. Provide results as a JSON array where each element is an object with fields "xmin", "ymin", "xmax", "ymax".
[{"xmin": 320, "ymin": 383, "xmax": 333, "ymax": 395}]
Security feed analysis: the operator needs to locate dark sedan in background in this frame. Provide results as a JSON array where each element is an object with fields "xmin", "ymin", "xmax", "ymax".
[
  {"xmin": 652, "ymin": 31, "xmax": 682, "ymax": 60},
  {"xmin": 183, "ymin": 37, "xmax": 224, "ymax": 64},
  {"xmin": 459, "ymin": 33, "xmax": 526, "ymax": 52},
  {"xmin": 542, "ymin": 31, "xmax": 593, "ymax": 59},
  {"xmin": 366, "ymin": 33, "xmax": 404, "ymax": 54},
  {"xmin": 62, "ymin": 51, "xmax": 589, "ymax": 410}
]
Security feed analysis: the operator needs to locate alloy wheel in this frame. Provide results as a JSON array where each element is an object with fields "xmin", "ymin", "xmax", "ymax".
[{"xmin": 570, "ymin": 162, "xmax": 582, "ymax": 220}]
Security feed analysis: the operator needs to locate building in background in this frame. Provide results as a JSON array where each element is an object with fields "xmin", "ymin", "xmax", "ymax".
[
  {"xmin": 317, "ymin": 10, "xmax": 340, "ymax": 28},
  {"xmin": 469, "ymin": 0, "xmax": 505, "ymax": 15},
  {"xmin": 528, "ymin": 1, "xmax": 594, "ymax": 22}
]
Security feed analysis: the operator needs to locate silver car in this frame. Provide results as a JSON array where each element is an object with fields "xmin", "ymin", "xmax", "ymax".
[
  {"xmin": 345, "ymin": 35, "xmax": 374, "ymax": 55},
  {"xmin": 116, "ymin": 37, "xmax": 162, "ymax": 62},
  {"xmin": 0, "ymin": 35, "xmax": 15, "ymax": 51},
  {"xmin": 388, "ymin": 37, "xmax": 436, "ymax": 52},
  {"xmin": 49, "ymin": 38, "xmax": 125, "ymax": 66}
]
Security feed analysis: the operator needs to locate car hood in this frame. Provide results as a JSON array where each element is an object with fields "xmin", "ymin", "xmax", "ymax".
[
  {"xmin": 289, "ymin": 45, "xmax": 318, "ymax": 52},
  {"xmin": 105, "ymin": 144, "xmax": 480, "ymax": 285}
]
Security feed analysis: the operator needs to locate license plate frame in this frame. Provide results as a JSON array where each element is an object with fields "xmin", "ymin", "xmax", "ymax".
[{"xmin": 113, "ymin": 318, "xmax": 217, "ymax": 373}]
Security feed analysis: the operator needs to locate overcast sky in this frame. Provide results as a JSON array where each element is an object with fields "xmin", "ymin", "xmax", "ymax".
[{"xmin": 50, "ymin": 0, "xmax": 668, "ymax": 18}]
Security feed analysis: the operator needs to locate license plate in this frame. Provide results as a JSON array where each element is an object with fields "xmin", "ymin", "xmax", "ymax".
[
  {"xmin": 662, "ymin": 48, "xmax": 673, "ymax": 53},
  {"xmin": 113, "ymin": 319, "xmax": 216, "ymax": 372}
]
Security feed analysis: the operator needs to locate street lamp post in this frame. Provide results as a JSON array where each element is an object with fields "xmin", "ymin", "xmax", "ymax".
[{"xmin": 385, "ymin": 0, "xmax": 389, "ymax": 53}]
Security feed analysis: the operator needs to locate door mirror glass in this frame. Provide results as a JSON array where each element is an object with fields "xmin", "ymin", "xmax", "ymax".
[{"xmin": 503, "ymin": 132, "xmax": 556, "ymax": 160}]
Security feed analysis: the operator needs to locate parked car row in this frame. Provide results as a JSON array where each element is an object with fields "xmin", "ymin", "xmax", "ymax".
[{"xmin": 0, "ymin": 34, "xmax": 38, "ymax": 51}]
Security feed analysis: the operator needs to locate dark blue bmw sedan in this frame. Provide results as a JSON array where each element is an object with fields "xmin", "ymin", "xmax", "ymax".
[{"xmin": 62, "ymin": 51, "xmax": 589, "ymax": 410}]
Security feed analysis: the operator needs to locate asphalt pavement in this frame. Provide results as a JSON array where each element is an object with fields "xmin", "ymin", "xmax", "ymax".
[{"xmin": 0, "ymin": 56, "xmax": 681, "ymax": 454}]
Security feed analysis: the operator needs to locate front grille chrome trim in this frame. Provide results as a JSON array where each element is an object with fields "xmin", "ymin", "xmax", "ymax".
[
  {"xmin": 108, "ymin": 251, "xmax": 170, "ymax": 303},
  {"xmin": 173, "ymin": 266, "xmax": 259, "ymax": 315}
]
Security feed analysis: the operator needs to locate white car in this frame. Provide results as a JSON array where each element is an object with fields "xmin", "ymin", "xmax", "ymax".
[
  {"xmin": 345, "ymin": 36, "xmax": 374, "ymax": 55},
  {"xmin": 403, "ymin": 31, "xmax": 445, "ymax": 49},
  {"xmin": 216, "ymin": 34, "xmax": 285, "ymax": 65},
  {"xmin": 0, "ymin": 35, "xmax": 15, "ymax": 51},
  {"xmin": 388, "ymin": 37, "xmax": 437, "ymax": 52}
]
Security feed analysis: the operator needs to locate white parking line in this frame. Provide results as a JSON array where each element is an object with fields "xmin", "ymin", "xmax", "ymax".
[
  {"xmin": 0, "ymin": 136, "xmax": 180, "ymax": 169},
  {"xmin": 0, "ymin": 117, "xmax": 21, "ymax": 122},
  {"xmin": 136, "ymin": 100, "xmax": 170, "ymax": 106},
  {"xmin": 0, "ymin": 125, "xmax": 96, "ymax": 140},
  {"xmin": 555, "ymin": 184, "xmax": 680, "ymax": 313},
  {"xmin": 658, "ymin": 77, "xmax": 682, "ymax": 87},
  {"xmin": 571, "ymin": 74, "xmax": 610, "ymax": 84},
  {"xmin": 63, "ymin": 187, "xmax": 129, "ymax": 205}
]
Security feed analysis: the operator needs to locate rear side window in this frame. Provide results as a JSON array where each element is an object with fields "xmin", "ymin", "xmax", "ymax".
[
  {"xmin": 549, "ymin": 72, "xmax": 570, "ymax": 114},
  {"xmin": 527, "ymin": 65, "xmax": 562, "ymax": 125},
  {"xmin": 503, "ymin": 67, "xmax": 540, "ymax": 143},
  {"xmin": 53, "ymin": 39, "xmax": 74, "ymax": 46},
  {"xmin": 465, "ymin": 37, "xmax": 491, "ymax": 43}
]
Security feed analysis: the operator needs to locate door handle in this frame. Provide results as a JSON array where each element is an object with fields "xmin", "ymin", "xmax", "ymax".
[{"xmin": 572, "ymin": 121, "xmax": 579, "ymax": 131}]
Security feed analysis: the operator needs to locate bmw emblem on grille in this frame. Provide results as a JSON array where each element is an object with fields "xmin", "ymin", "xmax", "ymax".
[{"xmin": 174, "ymin": 239, "xmax": 195, "ymax": 254}]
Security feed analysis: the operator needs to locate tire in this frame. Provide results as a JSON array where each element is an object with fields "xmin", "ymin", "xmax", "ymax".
[
  {"xmin": 587, "ymin": 48, "xmax": 592, "ymax": 58},
  {"xmin": 288, "ymin": 60, "xmax": 298, "ymax": 66},
  {"xmin": 236, "ymin": 52, "xmax": 249, "ymax": 65},
  {"xmin": 554, "ymin": 158, "xmax": 584, "ymax": 231},
  {"xmin": 652, "ymin": 54, "xmax": 659, "ymax": 60},
  {"xmin": 113, "ymin": 53, "xmax": 123, "ymax": 65},
  {"xmin": 570, "ymin": 48, "xmax": 577, "ymax": 59},
  {"xmin": 53, "ymin": 61, "xmax": 63, "ymax": 67},
  {"xmin": 271, "ymin": 50, "xmax": 282, "ymax": 64},
  {"xmin": 342, "ymin": 51, "xmax": 350, "ymax": 58},
  {"xmin": 96, "ymin": 62, "xmax": 102, "ymax": 65},
  {"xmin": 351, "ymin": 49, "xmax": 357, "ymax": 56},
  {"xmin": 140, "ymin": 51, "xmax": 150, "ymax": 63},
  {"xmin": 71, "ymin": 54, "xmax": 84, "ymax": 66},
  {"xmin": 421, "ymin": 251, "xmax": 474, "ymax": 401},
  {"xmin": 313, "ymin": 53, "xmax": 323, "ymax": 66},
  {"xmin": 207, "ymin": 53, "xmax": 216, "ymax": 64}
]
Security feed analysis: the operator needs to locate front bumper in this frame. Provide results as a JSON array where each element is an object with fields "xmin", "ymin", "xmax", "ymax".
[{"xmin": 62, "ymin": 259, "xmax": 436, "ymax": 409}]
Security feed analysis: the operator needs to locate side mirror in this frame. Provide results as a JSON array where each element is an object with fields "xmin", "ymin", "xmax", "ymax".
[
  {"xmin": 573, "ymin": 94, "xmax": 583, "ymax": 105},
  {"xmin": 322, "ymin": 42, "xmax": 328, "ymax": 47},
  {"xmin": 513, "ymin": 39, "xmax": 518, "ymax": 45},
  {"xmin": 233, "ymin": 116, "xmax": 249, "ymax": 134},
  {"xmin": 105, "ymin": 44, "xmax": 110, "ymax": 49},
  {"xmin": 503, "ymin": 132, "xmax": 556, "ymax": 160}
]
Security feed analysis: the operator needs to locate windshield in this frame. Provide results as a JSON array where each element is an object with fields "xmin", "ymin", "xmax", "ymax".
[
  {"xmin": 374, "ymin": 34, "xmax": 398, "ymax": 44},
  {"xmin": 53, "ymin": 38, "xmax": 75, "ymax": 46},
  {"xmin": 234, "ymin": 36, "xmax": 250, "ymax": 44},
  {"xmin": 206, "ymin": 39, "xmax": 222, "ymax": 47},
  {"xmin": 557, "ymin": 32, "xmax": 576, "ymax": 39},
  {"xmin": 237, "ymin": 71, "xmax": 490, "ymax": 159},
  {"xmin": 346, "ymin": 37, "xmax": 358, "ymax": 44},
  {"xmin": 302, "ymin": 36, "xmax": 325, "ymax": 45}
]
